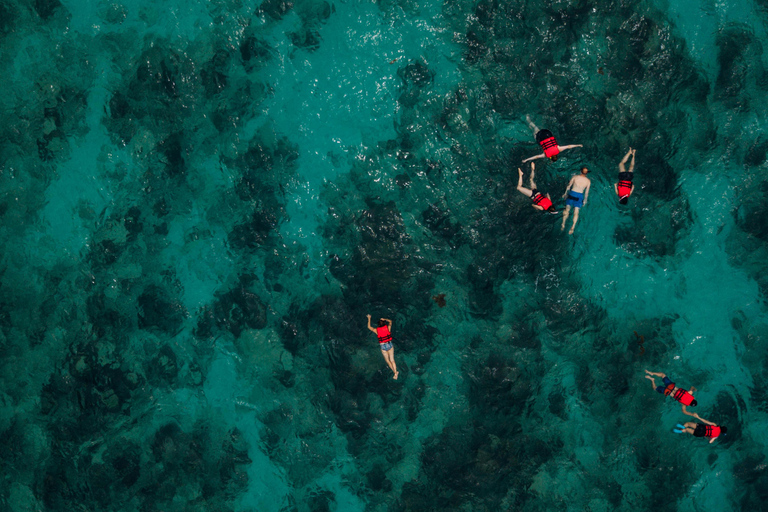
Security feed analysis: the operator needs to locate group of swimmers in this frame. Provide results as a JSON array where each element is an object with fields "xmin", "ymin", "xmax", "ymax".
[
  {"xmin": 516, "ymin": 116, "xmax": 637, "ymax": 234},
  {"xmin": 364, "ymin": 117, "xmax": 725, "ymax": 442},
  {"xmin": 645, "ymin": 370, "xmax": 728, "ymax": 443}
]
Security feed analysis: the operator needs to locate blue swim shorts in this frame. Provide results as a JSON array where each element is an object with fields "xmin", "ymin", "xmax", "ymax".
[
  {"xmin": 380, "ymin": 342, "xmax": 393, "ymax": 351},
  {"xmin": 655, "ymin": 376, "xmax": 674, "ymax": 394},
  {"xmin": 565, "ymin": 191, "xmax": 584, "ymax": 208}
]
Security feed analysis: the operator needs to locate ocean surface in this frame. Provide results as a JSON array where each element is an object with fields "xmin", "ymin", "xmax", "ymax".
[{"xmin": 1, "ymin": 0, "xmax": 767, "ymax": 510}]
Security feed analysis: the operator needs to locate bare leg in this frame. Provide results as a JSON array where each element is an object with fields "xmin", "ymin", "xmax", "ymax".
[
  {"xmin": 569, "ymin": 208, "xmax": 580, "ymax": 235},
  {"xmin": 381, "ymin": 349, "xmax": 396, "ymax": 377},
  {"xmin": 526, "ymin": 115, "xmax": 540, "ymax": 138},
  {"xmin": 618, "ymin": 148, "xmax": 633, "ymax": 173},
  {"xmin": 683, "ymin": 421, "xmax": 697, "ymax": 434},
  {"xmin": 645, "ymin": 375, "xmax": 657, "ymax": 389},
  {"xmin": 529, "ymin": 164, "xmax": 537, "ymax": 190},
  {"xmin": 387, "ymin": 348, "xmax": 398, "ymax": 379},
  {"xmin": 517, "ymin": 168, "xmax": 533, "ymax": 197},
  {"xmin": 561, "ymin": 205, "xmax": 571, "ymax": 231},
  {"xmin": 629, "ymin": 149, "xmax": 636, "ymax": 172}
]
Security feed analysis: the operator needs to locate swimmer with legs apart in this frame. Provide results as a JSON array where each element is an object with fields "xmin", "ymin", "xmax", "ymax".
[
  {"xmin": 367, "ymin": 314, "xmax": 398, "ymax": 379},
  {"xmin": 517, "ymin": 162, "xmax": 558, "ymax": 213}
]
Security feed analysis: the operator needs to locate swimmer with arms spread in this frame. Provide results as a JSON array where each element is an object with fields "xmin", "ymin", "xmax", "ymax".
[
  {"xmin": 674, "ymin": 410, "xmax": 727, "ymax": 443},
  {"xmin": 522, "ymin": 115, "xmax": 583, "ymax": 163},
  {"xmin": 561, "ymin": 167, "xmax": 591, "ymax": 234},
  {"xmin": 367, "ymin": 314, "xmax": 398, "ymax": 379},
  {"xmin": 517, "ymin": 162, "xmax": 558, "ymax": 214},
  {"xmin": 644, "ymin": 369, "xmax": 698, "ymax": 407},
  {"xmin": 614, "ymin": 148, "xmax": 636, "ymax": 204}
]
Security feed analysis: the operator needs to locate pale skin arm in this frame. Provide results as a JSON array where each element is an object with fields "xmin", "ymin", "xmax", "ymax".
[
  {"xmin": 366, "ymin": 314, "xmax": 377, "ymax": 333},
  {"xmin": 557, "ymin": 144, "xmax": 583, "ymax": 152},
  {"xmin": 583, "ymin": 181, "xmax": 590, "ymax": 206},
  {"xmin": 522, "ymin": 153, "xmax": 546, "ymax": 163},
  {"xmin": 562, "ymin": 176, "xmax": 575, "ymax": 198}
]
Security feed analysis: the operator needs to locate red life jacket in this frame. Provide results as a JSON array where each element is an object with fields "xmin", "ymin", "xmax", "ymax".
[
  {"xmin": 539, "ymin": 136, "xmax": 559, "ymax": 158},
  {"xmin": 673, "ymin": 388, "xmax": 695, "ymax": 406},
  {"xmin": 532, "ymin": 193, "xmax": 552, "ymax": 211},
  {"xmin": 704, "ymin": 425, "xmax": 721, "ymax": 438},
  {"xmin": 376, "ymin": 326, "xmax": 392, "ymax": 344},
  {"xmin": 617, "ymin": 180, "xmax": 633, "ymax": 198}
]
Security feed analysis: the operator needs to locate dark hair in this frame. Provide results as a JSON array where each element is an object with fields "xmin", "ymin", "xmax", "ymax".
[
  {"xmin": 691, "ymin": 400, "xmax": 698, "ymax": 407},
  {"xmin": 720, "ymin": 426, "xmax": 728, "ymax": 434},
  {"xmin": 550, "ymin": 155, "xmax": 558, "ymax": 162},
  {"xmin": 378, "ymin": 319, "xmax": 386, "ymax": 327},
  {"xmin": 580, "ymin": 166, "xmax": 589, "ymax": 174},
  {"xmin": 619, "ymin": 197, "xmax": 629, "ymax": 205}
]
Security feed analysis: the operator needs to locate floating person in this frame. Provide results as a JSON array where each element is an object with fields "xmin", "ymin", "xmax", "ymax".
[
  {"xmin": 644, "ymin": 369, "xmax": 698, "ymax": 407},
  {"xmin": 517, "ymin": 162, "xmax": 558, "ymax": 214},
  {"xmin": 522, "ymin": 115, "xmax": 583, "ymax": 163},
  {"xmin": 674, "ymin": 410, "xmax": 727, "ymax": 443},
  {"xmin": 366, "ymin": 314, "xmax": 398, "ymax": 379},
  {"xmin": 561, "ymin": 167, "xmax": 591, "ymax": 234},
  {"xmin": 614, "ymin": 148, "xmax": 636, "ymax": 204}
]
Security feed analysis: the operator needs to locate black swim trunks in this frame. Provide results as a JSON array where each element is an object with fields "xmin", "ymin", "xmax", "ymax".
[
  {"xmin": 618, "ymin": 171, "xmax": 633, "ymax": 181},
  {"xmin": 535, "ymin": 129, "xmax": 554, "ymax": 143},
  {"xmin": 693, "ymin": 424, "xmax": 707, "ymax": 437}
]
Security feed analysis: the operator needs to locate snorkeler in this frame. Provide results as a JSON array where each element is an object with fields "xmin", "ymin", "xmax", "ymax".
[
  {"xmin": 517, "ymin": 162, "xmax": 558, "ymax": 214},
  {"xmin": 522, "ymin": 115, "xmax": 583, "ymax": 163},
  {"xmin": 614, "ymin": 148, "xmax": 636, "ymax": 204},
  {"xmin": 367, "ymin": 314, "xmax": 398, "ymax": 380},
  {"xmin": 645, "ymin": 369, "xmax": 698, "ymax": 407},
  {"xmin": 674, "ymin": 410, "xmax": 727, "ymax": 443},
  {"xmin": 560, "ymin": 167, "xmax": 591, "ymax": 234}
]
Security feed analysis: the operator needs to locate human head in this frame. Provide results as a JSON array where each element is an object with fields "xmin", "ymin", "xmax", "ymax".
[
  {"xmin": 580, "ymin": 166, "xmax": 589, "ymax": 175},
  {"xmin": 619, "ymin": 196, "xmax": 629, "ymax": 205},
  {"xmin": 549, "ymin": 155, "xmax": 558, "ymax": 162},
  {"xmin": 378, "ymin": 319, "xmax": 386, "ymax": 327},
  {"xmin": 720, "ymin": 426, "xmax": 728, "ymax": 434},
  {"xmin": 691, "ymin": 400, "xmax": 698, "ymax": 407},
  {"xmin": 548, "ymin": 207, "xmax": 559, "ymax": 215}
]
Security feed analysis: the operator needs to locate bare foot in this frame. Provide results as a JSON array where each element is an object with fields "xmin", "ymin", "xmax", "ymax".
[
  {"xmin": 568, "ymin": 227, "xmax": 575, "ymax": 235},
  {"xmin": 393, "ymin": 371, "xmax": 399, "ymax": 380},
  {"xmin": 645, "ymin": 375, "xmax": 653, "ymax": 380},
  {"xmin": 561, "ymin": 222, "xmax": 566, "ymax": 231}
]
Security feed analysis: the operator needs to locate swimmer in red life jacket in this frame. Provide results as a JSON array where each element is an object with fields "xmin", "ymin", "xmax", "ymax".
[
  {"xmin": 674, "ymin": 410, "xmax": 727, "ymax": 443},
  {"xmin": 522, "ymin": 115, "xmax": 583, "ymax": 163},
  {"xmin": 517, "ymin": 162, "xmax": 558, "ymax": 214},
  {"xmin": 644, "ymin": 369, "xmax": 698, "ymax": 407},
  {"xmin": 367, "ymin": 314, "xmax": 398, "ymax": 379},
  {"xmin": 614, "ymin": 148, "xmax": 636, "ymax": 205}
]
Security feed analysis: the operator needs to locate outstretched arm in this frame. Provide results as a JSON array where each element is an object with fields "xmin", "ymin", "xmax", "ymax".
[
  {"xmin": 366, "ymin": 314, "xmax": 377, "ymax": 333},
  {"xmin": 522, "ymin": 153, "xmax": 546, "ymax": 163},
  {"xmin": 694, "ymin": 413, "xmax": 716, "ymax": 426},
  {"xmin": 558, "ymin": 144, "xmax": 583, "ymax": 152},
  {"xmin": 682, "ymin": 405, "xmax": 696, "ymax": 417},
  {"xmin": 614, "ymin": 183, "xmax": 619, "ymax": 195}
]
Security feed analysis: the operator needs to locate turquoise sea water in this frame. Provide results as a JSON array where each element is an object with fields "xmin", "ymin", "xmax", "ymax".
[{"xmin": 2, "ymin": 0, "xmax": 768, "ymax": 509}]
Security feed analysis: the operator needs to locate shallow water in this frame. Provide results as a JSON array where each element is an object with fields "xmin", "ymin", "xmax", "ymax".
[{"xmin": 1, "ymin": 0, "xmax": 768, "ymax": 510}]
